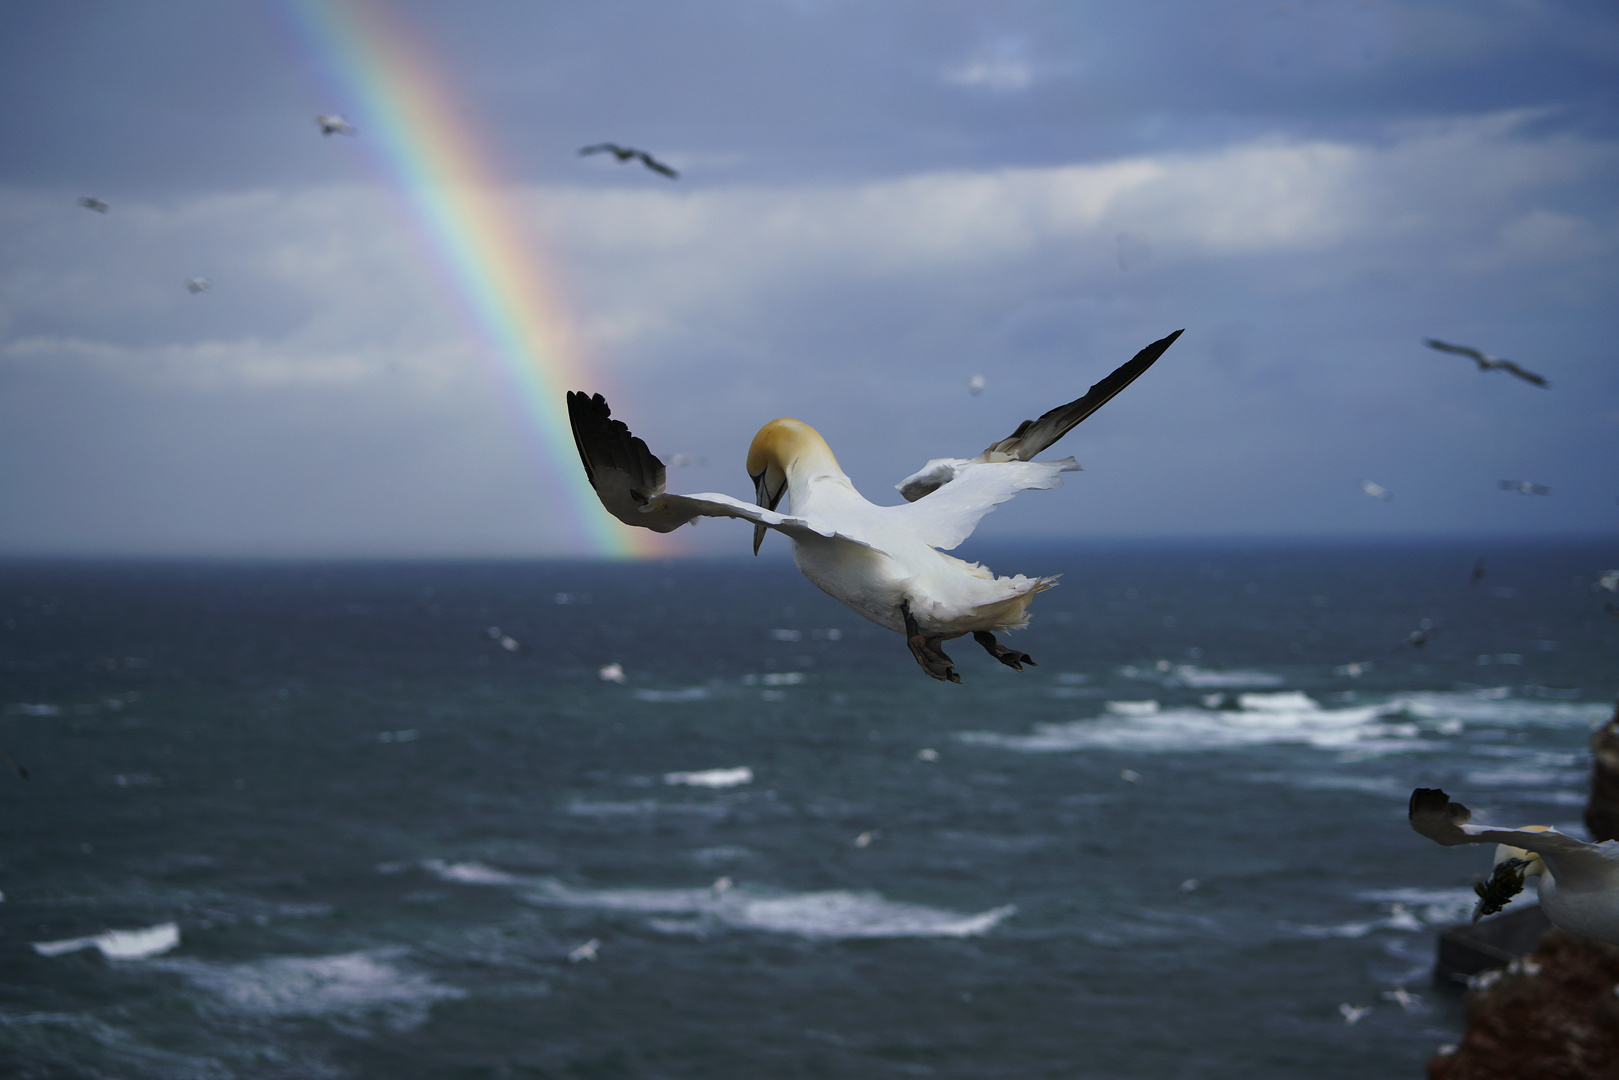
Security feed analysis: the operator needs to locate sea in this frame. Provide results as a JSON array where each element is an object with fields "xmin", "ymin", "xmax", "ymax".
[{"xmin": 2, "ymin": 538, "xmax": 1615, "ymax": 1079}]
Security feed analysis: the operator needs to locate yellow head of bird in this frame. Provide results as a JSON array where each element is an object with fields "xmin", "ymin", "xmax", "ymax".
[{"xmin": 745, "ymin": 418, "xmax": 838, "ymax": 555}]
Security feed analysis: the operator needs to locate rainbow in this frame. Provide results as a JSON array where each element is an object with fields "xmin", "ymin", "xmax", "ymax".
[{"xmin": 287, "ymin": 0, "xmax": 662, "ymax": 558}]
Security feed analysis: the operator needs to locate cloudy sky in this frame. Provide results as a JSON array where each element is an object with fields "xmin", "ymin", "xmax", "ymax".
[{"xmin": 2, "ymin": 1, "xmax": 1616, "ymax": 557}]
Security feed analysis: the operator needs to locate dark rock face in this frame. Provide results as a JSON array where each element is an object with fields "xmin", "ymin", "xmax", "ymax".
[
  {"xmin": 1426, "ymin": 930, "xmax": 1619, "ymax": 1080},
  {"xmin": 1426, "ymin": 696, "xmax": 1619, "ymax": 1079},
  {"xmin": 1585, "ymin": 700, "xmax": 1619, "ymax": 844}
]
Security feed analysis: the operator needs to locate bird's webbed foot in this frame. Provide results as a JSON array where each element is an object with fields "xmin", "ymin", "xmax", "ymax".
[
  {"xmin": 973, "ymin": 630, "xmax": 1036, "ymax": 672},
  {"xmin": 902, "ymin": 604, "xmax": 961, "ymax": 684}
]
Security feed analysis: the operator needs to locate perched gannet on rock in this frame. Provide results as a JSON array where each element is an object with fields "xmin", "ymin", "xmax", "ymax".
[
  {"xmin": 1408, "ymin": 787, "xmax": 1619, "ymax": 945},
  {"xmin": 568, "ymin": 330, "xmax": 1181, "ymax": 681}
]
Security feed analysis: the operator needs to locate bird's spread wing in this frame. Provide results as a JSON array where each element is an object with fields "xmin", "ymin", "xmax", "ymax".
[
  {"xmin": 578, "ymin": 144, "xmax": 619, "ymax": 157},
  {"xmin": 1497, "ymin": 360, "xmax": 1549, "ymax": 387},
  {"xmin": 1425, "ymin": 338, "xmax": 1488, "ymax": 363},
  {"xmin": 567, "ymin": 391, "xmax": 882, "ymax": 552},
  {"xmin": 638, "ymin": 153, "xmax": 679, "ymax": 178},
  {"xmin": 1408, "ymin": 788, "xmax": 1594, "ymax": 859},
  {"xmin": 896, "ymin": 329, "xmax": 1181, "ymax": 502},
  {"xmin": 888, "ymin": 458, "xmax": 1081, "ymax": 551}
]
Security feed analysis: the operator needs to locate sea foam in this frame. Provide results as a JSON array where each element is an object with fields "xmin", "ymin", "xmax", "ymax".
[{"xmin": 33, "ymin": 922, "xmax": 179, "ymax": 960}]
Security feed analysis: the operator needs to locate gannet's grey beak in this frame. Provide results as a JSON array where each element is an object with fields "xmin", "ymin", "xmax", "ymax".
[{"xmin": 752, "ymin": 470, "xmax": 784, "ymax": 556}]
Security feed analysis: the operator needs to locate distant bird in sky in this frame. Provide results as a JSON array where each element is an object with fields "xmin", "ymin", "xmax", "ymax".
[
  {"xmin": 78, "ymin": 196, "xmax": 109, "ymax": 213},
  {"xmin": 185, "ymin": 277, "xmax": 211, "ymax": 294},
  {"xmin": 567, "ymin": 938, "xmax": 600, "ymax": 963},
  {"xmin": 852, "ymin": 829, "xmax": 882, "ymax": 848},
  {"xmin": 598, "ymin": 662, "xmax": 627, "ymax": 684},
  {"xmin": 1409, "ymin": 787, "xmax": 1619, "ymax": 944},
  {"xmin": 1469, "ymin": 558, "xmax": 1486, "ymax": 586},
  {"xmin": 1338, "ymin": 1003, "xmax": 1371, "ymax": 1026},
  {"xmin": 1396, "ymin": 621, "xmax": 1438, "ymax": 651},
  {"xmin": 1424, "ymin": 338, "xmax": 1548, "ymax": 388},
  {"xmin": 1498, "ymin": 480, "xmax": 1550, "ymax": 496},
  {"xmin": 567, "ymin": 329, "xmax": 1182, "ymax": 682},
  {"xmin": 967, "ymin": 375, "xmax": 986, "ymax": 396},
  {"xmin": 316, "ymin": 114, "xmax": 357, "ymax": 136},
  {"xmin": 1597, "ymin": 569, "xmax": 1619, "ymax": 593},
  {"xmin": 578, "ymin": 143, "xmax": 679, "ymax": 178},
  {"xmin": 1360, "ymin": 479, "xmax": 1392, "ymax": 502}
]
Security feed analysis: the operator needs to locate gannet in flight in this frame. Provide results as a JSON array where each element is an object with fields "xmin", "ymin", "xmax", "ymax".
[
  {"xmin": 185, "ymin": 277, "xmax": 211, "ymax": 294},
  {"xmin": 568, "ymin": 330, "xmax": 1181, "ymax": 681},
  {"xmin": 1408, "ymin": 787, "xmax": 1619, "ymax": 945},
  {"xmin": 578, "ymin": 143, "xmax": 679, "ymax": 178},
  {"xmin": 78, "ymin": 196, "xmax": 109, "ymax": 213},
  {"xmin": 1498, "ymin": 479, "xmax": 1550, "ymax": 496},
  {"xmin": 967, "ymin": 374, "xmax": 986, "ymax": 396},
  {"xmin": 1424, "ymin": 338, "xmax": 1548, "ymax": 388},
  {"xmin": 317, "ymin": 114, "xmax": 357, "ymax": 137}
]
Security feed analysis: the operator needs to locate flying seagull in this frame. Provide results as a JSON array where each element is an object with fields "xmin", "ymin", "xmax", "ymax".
[
  {"xmin": 1424, "ymin": 339, "xmax": 1548, "ymax": 388},
  {"xmin": 967, "ymin": 375, "xmax": 986, "ymax": 396},
  {"xmin": 578, "ymin": 143, "xmax": 679, "ymax": 179},
  {"xmin": 1408, "ymin": 787, "xmax": 1619, "ymax": 945},
  {"xmin": 1359, "ymin": 479, "xmax": 1392, "ymax": 502},
  {"xmin": 185, "ymin": 277, "xmax": 211, "ymax": 294},
  {"xmin": 78, "ymin": 197, "xmax": 109, "ymax": 213},
  {"xmin": 567, "ymin": 329, "xmax": 1182, "ymax": 682},
  {"xmin": 316, "ymin": 114, "xmax": 357, "ymax": 136},
  {"xmin": 1498, "ymin": 479, "xmax": 1550, "ymax": 496}
]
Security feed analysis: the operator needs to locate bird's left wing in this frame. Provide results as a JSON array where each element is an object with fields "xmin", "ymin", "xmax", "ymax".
[
  {"xmin": 1408, "ymin": 788, "xmax": 1594, "ymax": 858},
  {"xmin": 896, "ymin": 329, "xmax": 1180, "ymax": 502},
  {"xmin": 568, "ymin": 391, "xmax": 883, "ymax": 552},
  {"xmin": 887, "ymin": 457, "xmax": 1080, "ymax": 551},
  {"xmin": 1497, "ymin": 360, "xmax": 1549, "ymax": 388}
]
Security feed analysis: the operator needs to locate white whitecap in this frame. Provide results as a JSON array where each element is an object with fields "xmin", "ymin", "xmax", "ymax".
[
  {"xmin": 959, "ymin": 693, "xmax": 1421, "ymax": 754},
  {"xmin": 33, "ymin": 922, "xmax": 179, "ymax": 961},
  {"xmin": 421, "ymin": 859, "xmax": 521, "ymax": 885},
  {"xmin": 1166, "ymin": 665, "xmax": 1284, "ymax": 688},
  {"xmin": 632, "ymin": 687, "xmax": 709, "ymax": 703},
  {"xmin": 664, "ymin": 766, "xmax": 753, "ymax": 788},
  {"xmin": 152, "ymin": 949, "xmax": 462, "ymax": 1030},
  {"xmin": 525, "ymin": 879, "xmax": 1012, "ymax": 941}
]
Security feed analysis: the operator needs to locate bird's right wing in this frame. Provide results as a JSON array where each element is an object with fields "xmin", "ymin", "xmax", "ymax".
[
  {"xmin": 1424, "ymin": 339, "xmax": 1487, "ymax": 363},
  {"xmin": 567, "ymin": 391, "xmax": 883, "ymax": 551},
  {"xmin": 888, "ymin": 457, "xmax": 1081, "ymax": 551},
  {"xmin": 897, "ymin": 329, "xmax": 1181, "ymax": 502},
  {"xmin": 1408, "ymin": 788, "xmax": 1593, "ymax": 858},
  {"xmin": 1497, "ymin": 360, "xmax": 1549, "ymax": 387},
  {"xmin": 578, "ymin": 144, "xmax": 616, "ymax": 156}
]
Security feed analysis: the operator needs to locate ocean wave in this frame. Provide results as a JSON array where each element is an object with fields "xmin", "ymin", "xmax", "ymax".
[
  {"xmin": 421, "ymin": 859, "xmax": 521, "ymax": 885},
  {"xmin": 632, "ymin": 687, "xmax": 710, "ymax": 703},
  {"xmin": 152, "ymin": 949, "xmax": 462, "ymax": 1030},
  {"xmin": 664, "ymin": 766, "xmax": 753, "ymax": 789},
  {"xmin": 959, "ymin": 693, "xmax": 1421, "ymax": 754},
  {"xmin": 410, "ymin": 863, "xmax": 1011, "ymax": 941},
  {"xmin": 32, "ymin": 922, "xmax": 180, "ymax": 961},
  {"xmin": 563, "ymin": 798, "xmax": 731, "ymax": 819},
  {"xmin": 1118, "ymin": 663, "xmax": 1284, "ymax": 688},
  {"xmin": 959, "ymin": 687, "xmax": 1608, "ymax": 756},
  {"xmin": 1388, "ymin": 690, "xmax": 1608, "ymax": 728},
  {"xmin": 527, "ymin": 879, "xmax": 1014, "ymax": 941}
]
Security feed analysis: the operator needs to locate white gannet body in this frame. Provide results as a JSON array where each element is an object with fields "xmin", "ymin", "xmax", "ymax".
[
  {"xmin": 1408, "ymin": 787, "xmax": 1619, "ymax": 945},
  {"xmin": 568, "ymin": 330, "xmax": 1181, "ymax": 681}
]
